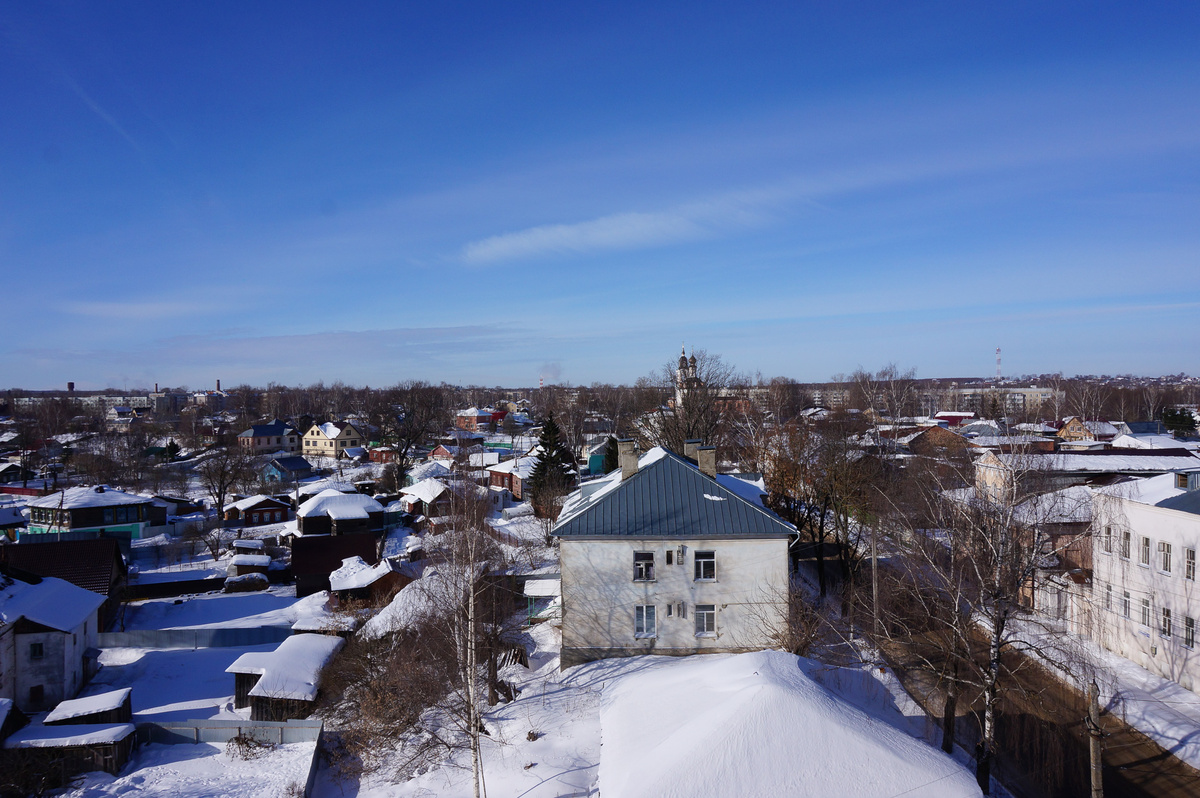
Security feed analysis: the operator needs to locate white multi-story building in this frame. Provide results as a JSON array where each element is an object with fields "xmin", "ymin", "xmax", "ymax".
[
  {"xmin": 1091, "ymin": 469, "xmax": 1200, "ymax": 693},
  {"xmin": 554, "ymin": 441, "xmax": 793, "ymax": 668}
]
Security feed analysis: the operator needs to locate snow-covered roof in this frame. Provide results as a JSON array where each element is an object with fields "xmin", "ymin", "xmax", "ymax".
[
  {"xmin": 401, "ymin": 478, "xmax": 448, "ymax": 505},
  {"xmin": 293, "ymin": 479, "xmax": 357, "ymax": 499},
  {"xmin": 1014, "ymin": 485, "xmax": 1094, "ymax": 526},
  {"xmin": 1084, "ymin": 420, "xmax": 1121, "ymax": 437},
  {"xmin": 255, "ymin": 638, "xmax": 346, "ymax": 700},
  {"xmin": 312, "ymin": 422, "xmax": 352, "ymax": 439},
  {"xmin": 27, "ymin": 485, "xmax": 150, "ymax": 509},
  {"xmin": 715, "ymin": 473, "xmax": 767, "ymax": 507},
  {"xmin": 408, "ymin": 460, "xmax": 450, "ymax": 482},
  {"xmin": 468, "ymin": 451, "xmax": 501, "ymax": 467},
  {"xmin": 486, "ymin": 454, "xmax": 538, "ymax": 478},
  {"xmin": 3, "ymin": 722, "xmax": 136, "ymax": 749},
  {"xmin": 297, "ymin": 489, "xmax": 383, "ymax": 520},
  {"xmin": 598, "ymin": 650, "xmax": 978, "ymax": 798},
  {"xmin": 329, "ymin": 556, "xmax": 398, "ymax": 591},
  {"xmin": 44, "ymin": 688, "xmax": 131, "ymax": 723},
  {"xmin": 986, "ymin": 450, "xmax": 1200, "ymax": 473},
  {"xmin": 230, "ymin": 554, "xmax": 271, "ymax": 567},
  {"xmin": 1112, "ymin": 433, "xmax": 1200, "ymax": 451},
  {"xmin": 238, "ymin": 634, "xmax": 344, "ymax": 702},
  {"xmin": 1096, "ymin": 471, "xmax": 1200, "ymax": 515},
  {"xmin": 0, "ymin": 575, "xmax": 106, "ymax": 632},
  {"xmin": 224, "ymin": 494, "xmax": 286, "ymax": 513},
  {"xmin": 523, "ymin": 577, "xmax": 560, "ymax": 597},
  {"xmin": 233, "ymin": 538, "xmax": 265, "ymax": 550}
]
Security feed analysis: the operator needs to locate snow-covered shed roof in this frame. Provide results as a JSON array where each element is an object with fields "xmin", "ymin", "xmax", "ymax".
[
  {"xmin": 598, "ymin": 650, "xmax": 979, "ymax": 798},
  {"xmin": 224, "ymin": 494, "xmax": 288, "ymax": 513},
  {"xmin": 297, "ymin": 489, "xmax": 383, "ymax": 520},
  {"xmin": 28, "ymin": 485, "xmax": 151, "ymax": 510},
  {"xmin": 3, "ymin": 722, "xmax": 136, "ymax": 749},
  {"xmin": 0, "ymin": 575, "xmax": 106, "ymax": 632},
  {"xmin": 226, "ymin": 634, "xmax": 343, "ymax": 702},
  {"xmin": 408, "ymin": 460, "xmax": 450, "ymax": 482},
  {"xmin": 401, "ymin": 478, "xmax": 448, "ymax": 505},
  {"xmin": 555, "ymin": 447, "xmax": 795, "ymax": 539},
  {"xmin": 44, "ymin": 688, "xmax": 131, "ymax": 724},
  {"xmin": 1095, "ymin": 471, "xmax": 1200, "ymax": 515},
  {"xmin": 230, "ymin": 554, "xmax": 271, "ymax": 567},
  {"xmin": 294, "ymin": 479, "xmax": 358, "ymax": 499},
  {"xmin": 486, "ymin": 454, "xmax": 538, "ymax": 479},
  {"xmin": 329, "ymin": 556, "xmax": 399, "ymax": 591}
]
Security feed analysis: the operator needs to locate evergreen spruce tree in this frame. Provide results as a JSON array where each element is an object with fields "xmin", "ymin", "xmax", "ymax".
[
  {"xmin": 602, "ymin": 435, "xmax": 620, "ymax": 475},
  {"xmin": 528, "ymin": 413, "xmax": 576, "ymax": 519}
]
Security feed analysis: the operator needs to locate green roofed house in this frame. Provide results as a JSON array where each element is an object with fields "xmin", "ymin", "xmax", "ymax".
[
  {"xmin": 24, "ymin": 486, "xmax": 154, "ymax": 541},
  {"xmin": 554, "ymin": 441, "xmax": 795, "ymax": 668}
]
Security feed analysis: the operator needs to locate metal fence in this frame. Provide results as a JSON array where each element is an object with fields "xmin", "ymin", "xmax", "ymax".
[{"xmin": 98, "ymin": 626, "xmax": 292, "ymax": 649}]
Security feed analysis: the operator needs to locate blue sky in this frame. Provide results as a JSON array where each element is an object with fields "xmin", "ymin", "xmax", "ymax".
[{"xmin": 2, "ymin": 2, "xmax": 1198, "ymax": 390}]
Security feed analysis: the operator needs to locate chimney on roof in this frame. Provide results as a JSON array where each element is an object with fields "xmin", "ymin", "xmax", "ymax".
[
  {"xmin": 155, "ymin": 383, "xmax": 158, "ymax": 393},
  {"xmin": 696, "ymin": 446, "xmax": 717, "ymax": 478},
  {"xmin": 684, "ymin": 439, "xmax": 702, "ymax": 461},
  {"xmin": 67, "ymin": 382, "xmax": 75, "ymax": 393},
  {"xmin": 216, "ymin": 379, "xmax": 221, "ymax": 392},
  {"xmin": 618, "ymin": 438, "xmax": 638, "ymax": 481},
  {"xmin": 95, "ymin": 485, "xmax": 105, "ymax": 493}
]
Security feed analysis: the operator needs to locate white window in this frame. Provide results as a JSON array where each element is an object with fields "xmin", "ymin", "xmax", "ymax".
[
  {"xmin": 1122, "ymin": 591, "xmax": 1131, "ymax": 619},
  {"xmin": 1121, "ymin": 530, "xmax": 1131, "ymax": 559},
  {"xmin": 633, "ymin": 552, "xmax": 655, "ymax": 582},
  {"xmin": 1161, "ymin": 608, "xmax": 1173, "ymax": 638},
  {"xmin": 1186, "ymin": 617, "xmax": 1196, "ymax": 649},
  {"xmin": 1141, "ymin": 598, "xmax": 1151, "ymax": 627},
  {"xmin": 694, "ymin": 550, "xmax": 716, "ymax": 581},
  {"xmin": 1104, "ymin": 584, "xmax": 1112, "ymax": 611},
  {"xmin": 1140, "ymin": 536, "xmax": 1151, "ymax": 566},
  {"xmin": 695, "ymin": 604, "xmax": 716, "ymax": 636},
  {"xmin": 1160, "ymin": 541, "xmax": 1173, "ymax": 573},
  {"xmin": 634, "ymin": 605, "xmax": 656, "ymax": 638},
  {"xmin": 1102, "ymin": 526, "xmax": 1113, "ymax": 554},
  {"xmin": 1187, "ymin": 548, "xmax": 1196, "ymax": 581}
]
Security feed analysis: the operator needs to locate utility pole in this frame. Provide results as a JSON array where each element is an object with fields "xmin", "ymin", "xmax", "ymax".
[
  {"xmin": 871, "ymin": 523, "xmax": 880, "ymax": 638},
  {"xmin": 1088, "ymin": 680, "xmax": 1104, "ymax": 798}
]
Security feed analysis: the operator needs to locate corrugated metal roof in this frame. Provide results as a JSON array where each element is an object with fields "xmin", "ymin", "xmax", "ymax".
[{"xmin": 553, "ymin": 447, "xmax": 794, "ymax": 539}]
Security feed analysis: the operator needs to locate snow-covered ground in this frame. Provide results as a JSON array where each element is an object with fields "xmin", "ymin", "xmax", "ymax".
[
  {"xmin": 124, "ymin": 586, "xmax": 303, "ymax": 630},
  {"xmin": 319, "ymin": 622, "xmax": 980, "ymax": 798},
  {"xmin": 64, "ymin": 741, "xmax": 317, "ymax": 798},
  {"xmin": 85, "ymin": 645, "xmax": 275, "ymax": 722}
]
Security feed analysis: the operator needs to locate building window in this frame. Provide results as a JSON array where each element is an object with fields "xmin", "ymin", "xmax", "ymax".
[
  {"xmin": 1177, "ymin": 473, "xmax": 1189, "ymax": 490},
  {"xmin": 1141, "ymin": 598, "xmax": 1151, "ymax": 627},
  {"xmin": 1187, "ymin": 549, "xmax": 1196, "ymax": 581},
  {"xmin": 29, "ymin": 642, "xmax": 44, "ymax": 660},
  {"xmin": 694, "ymin": 551, "xmax": 716, "ymax": 581},
  {"xmin": 1161, "ymin": 608, "xmax": 1173, "ymax": 638},
  {"xmin": 1140, "ymin": 536, "xmax": 1151, "ymax": 566},
  {"xmin": 634, "ymin": 605, "xmax": 656, "ymax": 638},
  {"xmin": 633, "ymin": 552, "xmax": 655, "ymax": 582},
  {"xmin": 1160, "ymin": 542, "xmax": 1173, "ymax": 573},
  {"xmin": 695, "ymin": 604, "xmax": 716, "ymax": 636},
  {"xmin": 1102, "ymin": 526, "xmax": 1113, "ymax": 554},
  {"xmin": 1121, "ymin": 530, "xmax": 1131, "ymax": 559},
  {"xmin": 1105, "ymin": 584, "xmax": 1111, "ymax": 611},
  {"xmin": 666, "ymin": 550, "xmax": 674, "ymax": 565},
  {"xmin": 1186, "ymin": 617, "xmax": 1196, "ymax": 649},
  {"xmin": 29, "ymin": 685, "xmax": 43, "ymax": 705},
  {"xmin": 1122, "ymin": 591, "xmax": 1131, "ymax": 619}
]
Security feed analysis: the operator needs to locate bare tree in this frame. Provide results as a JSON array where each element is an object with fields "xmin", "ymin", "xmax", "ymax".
[
  {"xmin": 641, "ymin": 348, "xmax": 741, "ymax": 453},
  {"xmin": 196, "ymin": 445, "xmax": 257, "ymax": 521},
  {"xmin": 377, "ymin": 382, "xmax": 452, "ymax": 486}
]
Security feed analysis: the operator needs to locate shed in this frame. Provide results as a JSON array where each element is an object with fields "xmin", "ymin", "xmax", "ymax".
[
  {"xmin": 226, "ymin": 634, "xmax": 344, "ymax": 721},
  {"xmin": 291, "ymin": 533, "xmax": 378, "ymax": 597},
  {"xmin": 227, "ymin": 554, "xmax": 271, "ymax": 577},
  {"xmin": 2, "ymin": 721, "xmax": 136, "ymax": 776}
]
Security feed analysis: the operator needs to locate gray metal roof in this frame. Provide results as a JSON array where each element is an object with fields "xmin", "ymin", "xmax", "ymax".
[{"xmin": 553, "ymin": 448, "xmax": 794, "ymax": 539}]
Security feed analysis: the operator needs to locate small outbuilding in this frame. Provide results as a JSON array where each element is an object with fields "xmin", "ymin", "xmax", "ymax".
[{"xmin": 226, "ymin": 633, "xmax": 344, "ymax": 721}]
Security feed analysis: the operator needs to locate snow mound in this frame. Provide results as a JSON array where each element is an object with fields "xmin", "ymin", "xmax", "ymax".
[{"xmin": 598, "ymin": 650, "xmax": 980, "ymax": 798}]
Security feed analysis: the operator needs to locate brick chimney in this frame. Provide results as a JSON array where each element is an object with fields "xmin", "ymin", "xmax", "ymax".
[
  {"xmin": 618, "ymin": 439, "xmax": 639, "ymax": 481},
  {"xmin": 696, "ymin": 446, "xmax": 717, "ymax": 478}
]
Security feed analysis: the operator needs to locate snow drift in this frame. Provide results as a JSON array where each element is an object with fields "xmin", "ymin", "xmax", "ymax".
[{"xmin": 598, "ymin": 650, "xmax": 980, "ymax": 798}]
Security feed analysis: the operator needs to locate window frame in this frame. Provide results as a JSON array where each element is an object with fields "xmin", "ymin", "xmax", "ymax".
[
  {"xmin": 1120, "ymin": 530, "xmax": 1131, "ymax": 559},
  {"xmin": 1161, "ymin": 607, "xmax": 1173, "ymax": 638},
  {"xmin": 634, "ymin": 604, "xmax": 656, "ymax": 639},
  {"xmin": 1102, "ymin": 526, "xmax": 1113, "ymax": 554},
  {"xmin": 1160, "ymin": 541, "xmax": 1173, "ymax": 574},
  {"xmin": 1141, "ymin": 597, "xmax": 1152, "ymax": 627},
  {"xmin": 29, "ymin": 642, "xmax": 44, "ymax": 660},
  {"xmin": 1186, "ymin": 617, "xmax": 1196, "ymax": 649},
  {"xmin": 1122, "ymin": 591, "xmax": 1131, "ymax": 619},
  {"xmin": 632, "ymin": 552, "xmax": 655, "ymax": 582},
  {"xmin": 694, "ymin": 604, "xmax": 716, "ymax": 637},
  {"xmin": 1140, "ymin": 536, "xmax": 1151, "ymax": 566},
  {"xmin": 1187, "ymin": 548, "xmax": 1196, "ymax": 581},
  {"xmin": 694, "ymin": 550, "xmax": 716, "ymax": 582}
]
